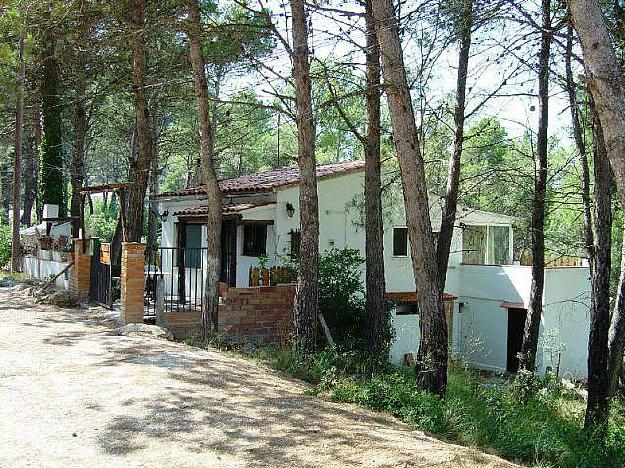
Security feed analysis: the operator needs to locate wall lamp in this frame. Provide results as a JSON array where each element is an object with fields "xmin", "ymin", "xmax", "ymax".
[
  {"xmin": 160, "ymin": 210, "xmax": 169, "ymax": 223},
  {"xmin": 285, "ymin": 203, "xmax": 295, "ymax": 218}
]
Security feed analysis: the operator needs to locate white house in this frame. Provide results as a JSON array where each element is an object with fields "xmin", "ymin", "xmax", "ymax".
[{"xmin": 153, "ymin": 160, "xmax": 591, "ymax": 379}]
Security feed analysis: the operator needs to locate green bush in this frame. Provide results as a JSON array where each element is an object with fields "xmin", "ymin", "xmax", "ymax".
[
  {"xmin": 0, "ymin": 225, "xmax": 12, "ymax": 269},
  {"xmin": 317, "ymin": 248, "xmax": 367, "ymax": 349},
  {"xmin": 285, "ymin": 247, "xmax": 391, "ymax": 354},
  {"xmin": 248, "ymin": 344, "xmax": 625, "ymax": 468}
]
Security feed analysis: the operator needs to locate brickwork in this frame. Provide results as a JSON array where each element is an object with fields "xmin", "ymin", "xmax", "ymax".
[
  {"xmin": 121, "ymin": 243, "xmax": 146, "ymax": 324},
  {"xmin": 164, "ymin": 285, "xmax": 296, "ymax": 343},
  {"xmin": 69, "ymin": 239, "xmax": 91, "ymax": 300}
]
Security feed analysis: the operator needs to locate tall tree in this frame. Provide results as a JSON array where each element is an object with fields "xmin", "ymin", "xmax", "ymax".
[
  {"xmin": 364, "ymin": 0, "xmax": 387, "ymax": 356},
  {"xmin": 565, "ymin": 20, "xmax": 614, "ymax": 430},
  {"xmin": 435, "ymin": 0, "xmax": 473, "ymax": 292},
  {"xmin": 12, "ymin": 32, "xmax": 24, "ymax": 273},
  {"xmin": 125, "ymin": 0, "xmax": 153, "ymax": 243},
  {"xmin": 40, "ymin": 28, "xmax": 65, "ymax": 214},
  {"xmin": 519, "ymin": 0, "xmax": 552, "ymax": 373},
  {"xmin": 370, "ymin": 0, "xmax": 448, "ymax": 395},
  {"xmin": 70, "ymin": 57, "xmax": 87, "ymax": 238},
  {"xmin": 568, "ymin": 0, "xmax": 625, "ymax": 401},
  {"xmin": 187, "ymin": 0, "xmax": 222, "ymax": 336},
  {"xmin": 290, "ymin": 0, "xmax": 319, "ymax": 354}
]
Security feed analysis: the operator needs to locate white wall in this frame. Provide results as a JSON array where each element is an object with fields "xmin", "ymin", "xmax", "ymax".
[
  {"xmin": 541, "ymin": 268, "xmax": 591, "ymax": 379},
  {"xmin": 22, "ymin": 255, "xmax": 71, "ymax": 290},
  {"xmin": 452, "ymin": 264, "xmax": 591, "ymax": 378},
  {"xmin": 389, "ymin": 312, "xmax": 420, "ymax": 365}
]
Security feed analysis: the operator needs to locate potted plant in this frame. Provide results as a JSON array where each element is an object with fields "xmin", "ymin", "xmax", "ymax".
[
  {"xmin": 38, "ymin": 236, "xmax": 53, "ymax": 260},
  {"xmin": 257, "ymin": 254, "xmax": 270, "ymax": 286},
  {"xmin": 53, "ymin": 236, "xmax": 70, "ymax": 262}
]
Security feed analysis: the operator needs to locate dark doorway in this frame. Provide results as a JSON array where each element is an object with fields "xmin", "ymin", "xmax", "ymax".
[
  {"xmin": 220, "ymin": 220, "xmax": 237, "ymax": 286},
  {"xmin": 507, "ymin": 307, "xmax": 527, "ymax": 373}
]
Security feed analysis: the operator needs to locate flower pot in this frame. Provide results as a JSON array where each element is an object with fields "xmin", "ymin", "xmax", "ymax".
[{"xmin": 40, "ymin": 250, "xmax": 52, "ymax": 261}]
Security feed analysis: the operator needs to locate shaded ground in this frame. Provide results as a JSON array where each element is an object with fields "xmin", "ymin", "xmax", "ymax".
[{"xmin": 0, "ymin": 287, "xmax": 517, "ymax": 467}]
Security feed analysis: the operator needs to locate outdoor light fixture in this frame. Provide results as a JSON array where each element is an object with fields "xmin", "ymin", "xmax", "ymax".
[
  {"xmin": 160, "ymin": 210, "xmax": 169, "ymax": 223},
  {"xmin": 285, "ymin": 203, "xmax": 295, "ymax": 218}
]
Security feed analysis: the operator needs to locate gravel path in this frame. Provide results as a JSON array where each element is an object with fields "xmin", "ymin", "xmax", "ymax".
[{"xmin": 0, "ymin": 287, "xmax": 516, "ymax": 467}]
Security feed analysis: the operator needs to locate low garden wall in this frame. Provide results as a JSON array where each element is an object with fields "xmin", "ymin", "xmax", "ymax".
[
  {"xmin": 22, "ymin": 253, "xmax": 71, "ymax": 290},
  {"xmin": 164, "ymin": 284, "xmax": 296, "ymax": 343}
]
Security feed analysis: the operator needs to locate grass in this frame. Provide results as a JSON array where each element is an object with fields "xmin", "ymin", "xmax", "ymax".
[{"xmin": 244, "ymin": 345, "xmax": 625, "ymax": 468}]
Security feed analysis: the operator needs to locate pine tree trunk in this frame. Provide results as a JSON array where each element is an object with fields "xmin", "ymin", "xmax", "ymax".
[
  {"xmin": 436, "ymin": 0, "xmax": 473, "ymax": 293},
  {"xmin": 585, "ymin": 102, "xmax": 612, "ymax": 432},
  {"xmin": 187, "ymin": 0, "xmax": 222, "ymax": 337},
  {"xmin": 40, "ymin": 32, "xmax": 65, "ymax": 215},
  {"xmin": 565, "ymin": 23, "xmax": 593, "ymax": 256},
  {"xmin": 126, "ymin": 0, "xmax": 153, "ymax": 243},
  {"xmin": 364, "ymin": 0, "xmax": 387, "ymax": 356},
  {"xmin": 519, "ymin": 0, "xmax": 551, "ymax": 373},
  {"xmin": 22, "ymin": 123, "xmax": 36, "ymax": 227},
  {"xmin": 568, "ymin": 0, "xmax": 625, "ymax": 400},
  {"xmin": 12, "ymin": 33, "xmax": 25, "ymax": 273},
  {"xmin": 71, "ymin": 63, "xmax": 87, "ymax": 239},
  {"xmin": 370, "ymin": 0, "xmax": 448, "ymax": 396},
  {"xmin": 290, "ymin": 0, "xmax": 319, "ymax": 355},
  {"xmin": 146, "ymin": 133, "xmax": 159, "ymax": 253},
  {"xmin": 33, "ymin": 94, "xmax": 42, "ymax": 222}
]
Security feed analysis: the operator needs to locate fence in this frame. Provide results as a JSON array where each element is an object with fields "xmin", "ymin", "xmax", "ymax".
[
  {"xmin": 22, "ymin": 253, "xmax": 71, "ymax": 290},
  {"xmin": 145, "ymin": 246, "xmax": 208, "ymax": 316}
]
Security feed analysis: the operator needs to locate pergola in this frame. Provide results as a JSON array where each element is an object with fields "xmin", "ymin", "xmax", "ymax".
[{"xmin": 78, "ymin": 182, "xmax": 135, "ymax": 242}]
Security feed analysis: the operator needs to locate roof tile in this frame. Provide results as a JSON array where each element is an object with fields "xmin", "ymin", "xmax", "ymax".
[{"xmin": 157, "ymin": 160, "xmax": 365, "ymax": 198}]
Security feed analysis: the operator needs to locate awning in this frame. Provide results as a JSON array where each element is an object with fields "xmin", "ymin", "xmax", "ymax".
[
  {"xmin": 173, "ymin": 201, "xmax": 275, "ymax": 218},
  {"xmin": 385, "ymin": 291, "xmax": 457, "ymax": 304}
]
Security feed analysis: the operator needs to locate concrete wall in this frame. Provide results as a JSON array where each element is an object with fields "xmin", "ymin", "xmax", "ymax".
[
  {"xmin": 454, "ymin": 264, "xmax": 591, "ymax": 378},
  {"xmin": 22, "ymin": 254, "xmax": 71, "ymax": 290}
]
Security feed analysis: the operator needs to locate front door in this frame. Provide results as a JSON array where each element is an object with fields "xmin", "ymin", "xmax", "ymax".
[
  {"xmin": 507, "ymin": 307, "xmax": 527, "ymax": 373},
  {"xmin": 220, "ymin": 220, "xmax": 237, "ymax": 286}
]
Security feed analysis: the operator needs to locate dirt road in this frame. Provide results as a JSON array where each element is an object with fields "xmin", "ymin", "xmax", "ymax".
[{"xmin": 0, "ymin": 287, "xmax": 515, "ymax": 467}]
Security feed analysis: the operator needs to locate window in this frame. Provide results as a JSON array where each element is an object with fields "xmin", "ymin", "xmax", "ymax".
[
  {"xmin": 462, "ymin": 225, "xmax": 511, "ymax": 265},
  {"xmin": 243, "ymin": 224, "xmax": 267, "ymax": 256},
  {"xmin": 462, "ymin": 225, "xmax": 487, "ymax": 264},
  {"xmin": 490, "ymin": 226, "xmax": 510, "ymax": 265},
  {"xmin": 393, "ymin": 227, "xmax": 438, "ymax": 257},
  {"xmin": 393, "ymin": 227, "xmax": 408, "ymax": 256},
  {"xmin": 289, "ymin": 229, "xmax": 301, "ymax": 258},
  {"xmin": 184, "ymin": 224, "xmax": 202, "ymax": 268},
  {"xmin": 396, "ymin": 303, "xmax": 419, "ymax": 315}
]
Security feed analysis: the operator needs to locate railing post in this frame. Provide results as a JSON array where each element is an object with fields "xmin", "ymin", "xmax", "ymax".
[{"xmin": 155, "ymin": 276, "xmax": 166, "ymax": 328}]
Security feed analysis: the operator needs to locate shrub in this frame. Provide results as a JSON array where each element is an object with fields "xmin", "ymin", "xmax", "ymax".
[{"xmin": 0, "ymin": 224, "xmax": 12, "ymax": 269}]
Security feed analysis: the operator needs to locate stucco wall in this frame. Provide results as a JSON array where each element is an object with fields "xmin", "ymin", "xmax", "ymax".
[
  {"xmin": 22, "ymin": 255, "xmax": 71, "ymax": 290},
  {"xmin": 453, "ymin": 264, "xmax": 591, "ymax": 378}
]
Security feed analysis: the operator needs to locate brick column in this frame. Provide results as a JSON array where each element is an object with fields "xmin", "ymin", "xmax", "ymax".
[
  {"xmin": 121, "ymin": 242, "xmax": 146, "ymax": 324},
  {"xmin": 70, "ymin": 239, "xmax": 91, "ymax": 300}
]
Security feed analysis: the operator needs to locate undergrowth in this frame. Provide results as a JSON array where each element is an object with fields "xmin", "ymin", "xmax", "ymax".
[{"xmin": 246, "ymin": 345, "xmax": 625, "ymax": 468}]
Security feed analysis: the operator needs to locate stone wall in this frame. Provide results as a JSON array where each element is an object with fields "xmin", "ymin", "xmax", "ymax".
[{"xmin": 164, "ymin": 285, "xmax": 296, "ymax": 343}]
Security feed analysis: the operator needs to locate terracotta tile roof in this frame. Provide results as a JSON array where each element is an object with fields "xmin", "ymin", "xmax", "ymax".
[
  {"xmin": 157, "ymin": 160, "xmax": 365, "ymax": 198},
  {"xmin": 173, "ymin": 201, "xmax": 275, "ymax": 218}
]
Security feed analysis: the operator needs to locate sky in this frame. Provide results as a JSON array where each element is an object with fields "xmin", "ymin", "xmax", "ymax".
[{"xmin": 221, "ymin": 0, "xmax": 576, "ymax": 147}]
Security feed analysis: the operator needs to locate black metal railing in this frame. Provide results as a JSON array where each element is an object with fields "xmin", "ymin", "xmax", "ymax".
[{"xmin": 145, "ymin": 246, "xmax": 208, "ymax": 317}]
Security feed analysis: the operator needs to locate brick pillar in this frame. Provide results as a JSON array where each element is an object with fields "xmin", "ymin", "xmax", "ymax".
[
  {"xmin": 70, "ymin": 239, "xmax": 91, "ymax": 300},
  {"xmin": 121, "ymin": 242, "xmax": 146, "ymax": 324}
]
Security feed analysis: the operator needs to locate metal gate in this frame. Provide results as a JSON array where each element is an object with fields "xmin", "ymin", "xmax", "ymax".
[
  {"xmin": 89, "ymin": 240, "xmax": 112, "ymax": 309},
  {"xmin": 144, "ymin": 246, "xmax": 207, "ymax": 317}
]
